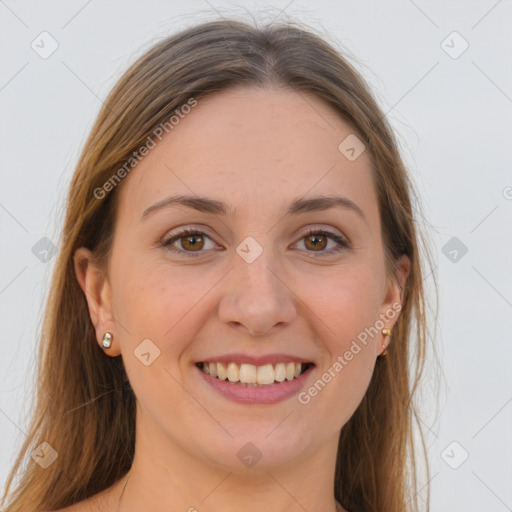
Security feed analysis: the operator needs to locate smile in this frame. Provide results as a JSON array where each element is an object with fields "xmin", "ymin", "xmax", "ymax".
[{"xmin": 197, "ymin": 361, "xmax": 313, "ymax": 386}]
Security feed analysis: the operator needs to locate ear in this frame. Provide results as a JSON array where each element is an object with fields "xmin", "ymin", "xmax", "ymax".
[
  {"xmin": 376, "ymin": 254, "xmax": 410, "ymax": 356},
  {"xmin": 74, "ymin": 247, "xmax": 121, "ymax": 357}
]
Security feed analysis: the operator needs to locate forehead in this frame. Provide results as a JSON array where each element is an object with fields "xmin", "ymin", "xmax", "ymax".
[{"xmin": 117, "ymin": 86, "xmax": 378, "ymax": 227}]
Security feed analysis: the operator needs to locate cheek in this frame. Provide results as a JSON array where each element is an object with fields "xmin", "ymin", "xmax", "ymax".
[
  {"xmin": 302, "ymin": 260, "xmax": 383, "ymax": 346},
  {"xmin": 109, "ymin": 260, "xmax": 205, "ymax": 409},
  {"xmin": 296, "ymin": 260, "xmax": 381, "ymax": 408},
  {"xmin": 111, "ymin": 253, "xmax": 219, "ymax": 356}
]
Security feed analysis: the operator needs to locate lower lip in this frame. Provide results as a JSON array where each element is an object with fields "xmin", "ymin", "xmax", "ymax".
[{"xmin": 196, "ymin": 365, "xmax": 314, "ymax": 404}]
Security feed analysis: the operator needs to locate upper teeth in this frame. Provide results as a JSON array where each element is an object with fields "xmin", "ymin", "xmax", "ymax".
[{"xmin": 201, "ymin": 362, "xmax": 304, "ymax": 384}]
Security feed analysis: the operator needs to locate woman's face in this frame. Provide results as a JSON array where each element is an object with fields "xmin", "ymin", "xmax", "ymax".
[{"xmin": 77, "ymin": 86, "xmax": 409, "ymax": 472}]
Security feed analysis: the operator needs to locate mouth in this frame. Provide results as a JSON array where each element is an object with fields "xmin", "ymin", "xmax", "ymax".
[{"xmin": 195, "ymin": 361, "xmax": 315, "ymax": 387}]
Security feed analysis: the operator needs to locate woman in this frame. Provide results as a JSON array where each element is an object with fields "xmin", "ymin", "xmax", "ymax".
[{"xmin": 1, "ymin": 17, "xmax": 437, "ymax": 512}]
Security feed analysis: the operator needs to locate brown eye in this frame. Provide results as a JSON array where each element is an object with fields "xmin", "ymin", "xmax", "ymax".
[
  {"xmin": 180, "ymin": 233, "xmax": 204, "ymax": 251},
  {"xmin": 304, "ymin": 233, "xmax": 328, "ymax": 251},
  {"xmin": 162, "ymin": 228, "xmax": 215, "ymax": 256},
  {"xmin": 295, "ymin": 229, "xmax": 349, "ymax": 257},
  {"xmin": 162, "ymin": 227, "xmax": 349, "ymax": 258}
]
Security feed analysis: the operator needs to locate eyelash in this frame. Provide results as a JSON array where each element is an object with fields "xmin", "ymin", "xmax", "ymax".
[{"xmin": 161, "ymin": 227, "xmax": 350, "ymax": 258}]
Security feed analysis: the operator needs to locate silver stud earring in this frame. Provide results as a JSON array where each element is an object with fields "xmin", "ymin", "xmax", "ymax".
[{"xmin": 102, "ymin": 332, "xmax": 113, "ymax": 349}]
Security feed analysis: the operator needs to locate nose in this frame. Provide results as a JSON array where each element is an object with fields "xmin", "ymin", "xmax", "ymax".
[{"xmin": 218, "ymin": 250, "xmax": 297, "ymax": 336}]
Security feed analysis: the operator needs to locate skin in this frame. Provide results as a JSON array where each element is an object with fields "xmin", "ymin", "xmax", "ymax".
[{"xmin": 68, "ymin": 86, "xmax": 409, "ymax": 512}]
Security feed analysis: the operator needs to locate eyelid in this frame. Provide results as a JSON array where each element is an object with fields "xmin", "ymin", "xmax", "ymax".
[
  {"xmin": 293, "ymin": 227, "xmax": 350, "ymax": 255},
  {"xmin": 161, "ymin": 226, "xmax": 219, "ymax": 257},
  {"xmin": 161, "ymin": 224, "xmax": 350, "ymax": 257}
]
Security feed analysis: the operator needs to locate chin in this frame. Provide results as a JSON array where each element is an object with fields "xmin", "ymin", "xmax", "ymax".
[{"xmin": 195, "ymin": 425, "xmax": 316, "ymax": 472}]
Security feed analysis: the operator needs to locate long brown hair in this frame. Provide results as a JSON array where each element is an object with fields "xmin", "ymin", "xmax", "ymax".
[{"xmin": 1, "ymin": 17, "xmax": 439, "ymax": 512}]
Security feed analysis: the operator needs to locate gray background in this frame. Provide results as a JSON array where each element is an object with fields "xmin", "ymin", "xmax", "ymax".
[{"xmin": 1, "ymin": 1, "xmax": 511, "ymax": 511}]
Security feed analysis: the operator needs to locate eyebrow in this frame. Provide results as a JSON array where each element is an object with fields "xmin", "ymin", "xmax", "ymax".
[{"xmin": 141, "ymin": 194, "xmax": 367, "ymax": 224}]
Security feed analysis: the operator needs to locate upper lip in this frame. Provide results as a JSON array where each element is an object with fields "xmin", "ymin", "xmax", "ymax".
[{"xmin": 197, "ymin": 353, "xmax": 315, "ymax": 366}]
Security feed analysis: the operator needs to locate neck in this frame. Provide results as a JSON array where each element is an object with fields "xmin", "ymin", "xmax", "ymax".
[{"xmin": 111, "ymin": 413, "xmax": 344, "ymax": 512}]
